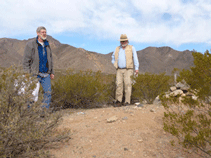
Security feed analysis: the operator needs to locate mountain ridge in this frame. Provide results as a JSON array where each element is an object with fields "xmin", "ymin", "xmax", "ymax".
[{"xmin": 0, "ymin": 36, "xmax": 194, "ymax": 75}]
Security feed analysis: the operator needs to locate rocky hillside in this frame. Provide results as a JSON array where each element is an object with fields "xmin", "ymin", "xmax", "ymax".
[
  {"xmin": 137, "ymin": 47, "xmax": 194, "ymax": 74},
  {"xmin": 0, "ymin": 36, "xmax": 194, "ymax": 75}
]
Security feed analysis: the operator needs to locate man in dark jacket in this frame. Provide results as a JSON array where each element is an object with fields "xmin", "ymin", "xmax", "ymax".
[{"xmin": 23, "ymin": 26, "xmax": 54, "ymax": 108}]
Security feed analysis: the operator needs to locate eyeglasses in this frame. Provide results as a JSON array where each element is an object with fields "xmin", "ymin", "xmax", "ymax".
[
  {"xmin": 40, "ymin": 31, "xmax": 47, "ymax": 34},
  {"xmin": 121, "ymin": 41, "xmax": 127, "ymax": 43}
]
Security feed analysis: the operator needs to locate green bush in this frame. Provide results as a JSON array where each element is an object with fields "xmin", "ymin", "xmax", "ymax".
[
  {"xmin": 161, "ymin": 51, "xmax": 211, "ymax": 157},
  {"xmin": 132, "ymin": 72, "xmax": 171, "ymax": 104},
  {"xmin": 52, "ymin": 70, "xmax": 114, "ymax": 108},
  {"xmin": 0, "ymin": 66, "xmax": 70, "ymax": 158}
]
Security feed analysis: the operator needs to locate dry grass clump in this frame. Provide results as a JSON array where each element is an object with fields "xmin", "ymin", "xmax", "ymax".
[{"xmin": 0, "ymin": 66, "xmax": 70, "ymax": 158}]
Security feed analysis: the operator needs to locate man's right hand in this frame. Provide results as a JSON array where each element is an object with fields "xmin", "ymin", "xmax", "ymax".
[{"xmin": 50, "ymin": 74, "xmax": 54, "ymax": 80}]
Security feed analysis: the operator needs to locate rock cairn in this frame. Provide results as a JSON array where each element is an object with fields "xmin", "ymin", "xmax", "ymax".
[{"xmin": 165, "ymin": 81, "xmax": 197, "ymax": 100}]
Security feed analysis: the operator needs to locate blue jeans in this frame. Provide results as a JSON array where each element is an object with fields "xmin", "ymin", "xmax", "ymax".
[{"xmin": 37, "ymin": 74, "xmax": 51, "ymax": 108}]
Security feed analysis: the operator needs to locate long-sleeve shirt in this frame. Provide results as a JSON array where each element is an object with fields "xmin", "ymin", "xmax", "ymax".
[{"xmin": 111, "ymin": 45, "xmax": 139, "ymax": 70}]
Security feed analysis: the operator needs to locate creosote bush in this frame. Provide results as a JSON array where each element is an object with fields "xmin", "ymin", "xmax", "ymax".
[
  {"xmin": 0, "ymin": 66, "xmax": 70, "ymax": 158},
  {"xmin": 52, "ymin": 70, "xmax": 114, "ymax": 108},
  {"xmin": 132, "ymin": 72, "xmax": 171, "ymax": 104},
  {"xmin": 161, "ymin": 51, "xmax": 211, "ymax": 157}
]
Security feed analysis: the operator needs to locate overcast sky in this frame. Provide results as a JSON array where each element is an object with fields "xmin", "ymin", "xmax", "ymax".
[{"xmin": 1, "ymin": 0, "xmax": 211, "ymax": 54}]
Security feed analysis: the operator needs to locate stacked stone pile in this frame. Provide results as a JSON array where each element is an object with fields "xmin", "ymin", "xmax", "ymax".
[
  {"xmin": 153, "ymin": 81, "xmax": 197, "ymax": 105},
  {"xmin": 166, "ymin": 81, "xmax": 197, "ymax": 100}
]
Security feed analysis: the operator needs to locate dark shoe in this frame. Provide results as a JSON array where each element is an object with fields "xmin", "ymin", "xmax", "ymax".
[
  {"xmin": 124, "ymin": 102, "xmax": 130, "ymax": 106},
  {"xmin": 114, "ymin": 100, "xmax": 122, "ymax": 107}
]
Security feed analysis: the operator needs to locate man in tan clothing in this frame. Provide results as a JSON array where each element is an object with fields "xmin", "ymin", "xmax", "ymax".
[{"xmin": 112, "ymin": 34, "xmax": 139, "ymax": 106}]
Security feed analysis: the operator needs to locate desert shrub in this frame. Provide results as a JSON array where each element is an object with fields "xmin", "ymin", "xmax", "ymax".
[
  {"xmin": 105, "ymin": 73, "xmax": 116, "ymax": 103},
  {"xmin": 132, "ymin": 72, "xmax": 171, "ymax": 104},
  {"xmin": 0, "ymin": 66, "xmax": 70, "ymax": 158},
  {"xmin": 161, "ymin": 51, "xmax": 211, "ymax": 157},
  {"xmin": 52, "ymin": 70, "xmax": 114, "ymax": 108}
]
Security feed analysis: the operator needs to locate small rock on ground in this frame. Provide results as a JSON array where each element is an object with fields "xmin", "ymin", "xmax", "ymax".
[{"xmin": 107, "ymin": 116, "xmax": 118, "ymax": 123}]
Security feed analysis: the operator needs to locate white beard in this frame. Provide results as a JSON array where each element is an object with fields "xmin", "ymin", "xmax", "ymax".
[
  {"xmin": 121, "ymin": 43, "xmax": 128, "ymax": 47},
  {"xmin": 40, "ymin": 35, "xmax": 47, "ymax": 40}
]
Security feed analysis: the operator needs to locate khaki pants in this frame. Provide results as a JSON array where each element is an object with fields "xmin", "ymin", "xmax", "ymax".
[{"xmin": 115, "ymin": 69, "xmax": 133, "ymax": 104}]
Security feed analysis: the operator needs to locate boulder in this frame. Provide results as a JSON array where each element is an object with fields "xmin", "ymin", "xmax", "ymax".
[
  {"xmin": 153, "ymin": 95, "xmax": 161, "ymax": 105},
  {"xmin": 192, "ymin": 95, "xmax": 198, "ymax": 100},
  {"xmin": 170, "ymin": 89, "xmax": 183, "ymax": 96},
  {"xmin": 176, "ymin": 82, "xmax": 190, "ymax": 91},
  {"xmin": 165, "ymin": 94, "xmax": 170, "ymax": 98},
  {"xmin": 170, "ymin": 86, "xmax": 177, "ymax": 92}
]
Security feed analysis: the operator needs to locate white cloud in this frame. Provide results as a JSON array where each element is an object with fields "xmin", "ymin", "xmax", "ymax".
[{"xmin": 1, "ymin": 0, "xmax": 211, "ymax": 46}]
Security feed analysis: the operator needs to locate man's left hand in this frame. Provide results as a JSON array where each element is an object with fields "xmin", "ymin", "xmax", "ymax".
[
  {"xmin": 50, "ymin": 74, "xmax": 54, "ymax": 80},
  {"xmin": 135, "ymin": 70, "xmax": 139, "ymax": 75}
]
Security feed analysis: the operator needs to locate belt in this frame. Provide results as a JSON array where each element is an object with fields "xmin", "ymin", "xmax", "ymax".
[{"xmin": 118, "ymin": 67, "xmax": 133, "ymax": 70}]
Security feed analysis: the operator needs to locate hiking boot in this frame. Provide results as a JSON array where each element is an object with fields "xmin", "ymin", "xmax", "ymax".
[
  {"xmin": 123, "ymin": 102, "xmax": 130, "ymax": 106},
  {"xmin": 114, "ymin": 100, "xmax": 122, "ymax": 107}
]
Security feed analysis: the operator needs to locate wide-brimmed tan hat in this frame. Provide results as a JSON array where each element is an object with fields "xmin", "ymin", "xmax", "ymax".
[{"xmin": 119, "ymin": 34, "xmax": 129, "ymax": 41}]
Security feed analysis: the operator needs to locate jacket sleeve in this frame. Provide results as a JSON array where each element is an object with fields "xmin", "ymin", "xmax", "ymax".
[
  {"xmin": 132, "ymin": 46, "xmax": 139, "ymax": 70},
  {"xmin": 22, "ymin": 43, "xmax": 32, "ymax": 73}
]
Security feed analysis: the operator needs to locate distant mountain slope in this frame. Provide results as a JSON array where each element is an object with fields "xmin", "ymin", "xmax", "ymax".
[
  {"xmin": 0, "ymin": 36, "xmax": 194, "ymax": 75},
  {"xmin": 137, "ymin": 47, "xmax": 194, "ymax": 74}
]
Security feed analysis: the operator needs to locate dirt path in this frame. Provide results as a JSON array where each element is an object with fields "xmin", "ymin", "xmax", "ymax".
[{"xmin": 51, "ymin": 104, "xmax": 202, "ymax": 158}]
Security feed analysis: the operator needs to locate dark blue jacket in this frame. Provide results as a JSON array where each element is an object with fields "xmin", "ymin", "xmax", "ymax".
[
  {"xmin": 37, "ymin": 37, "xmax": 49, "ymax": 73},
  {"xmin": 23, "ymin": 37, "xmax": 54, "ymax": 75}
]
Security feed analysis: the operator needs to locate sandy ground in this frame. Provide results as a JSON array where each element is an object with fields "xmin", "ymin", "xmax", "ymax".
[{"xmin": 50, "ymin": 104, "xmax": 205, "ymax": 158}]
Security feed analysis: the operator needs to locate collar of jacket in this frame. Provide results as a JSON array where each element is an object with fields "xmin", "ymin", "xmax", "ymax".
[{"xmin": 36, "ymin": 36, "xmax": 49, "ymax": 46}]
